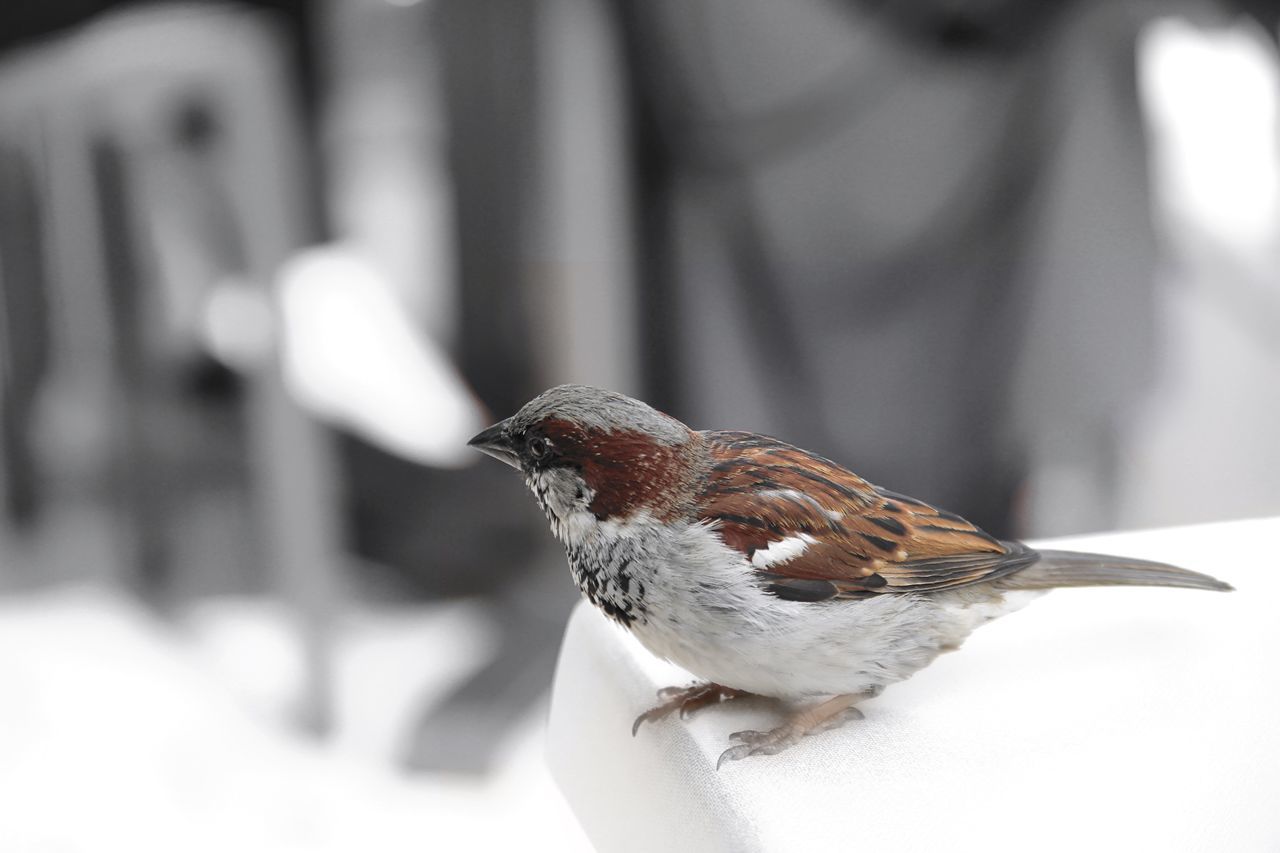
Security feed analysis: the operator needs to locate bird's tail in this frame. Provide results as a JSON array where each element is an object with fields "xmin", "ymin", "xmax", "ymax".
[{"xmin": 1003, "ymin": 550, "xmax": 1233, "ymax": 592}]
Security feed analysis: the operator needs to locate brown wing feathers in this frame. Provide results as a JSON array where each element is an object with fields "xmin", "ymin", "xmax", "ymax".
[{"xmin": 698, "ymin": 432, "xmax": 1037, "ymax": 601}]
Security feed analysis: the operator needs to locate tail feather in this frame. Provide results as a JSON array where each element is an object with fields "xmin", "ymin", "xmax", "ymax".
[{"xmin": 1003, "ymin": 549, "xmax": 1233, "ymax": 592}]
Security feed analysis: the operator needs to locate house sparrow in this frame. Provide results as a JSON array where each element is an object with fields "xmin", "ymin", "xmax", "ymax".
[{"xmin": 469, "ymin": 385, "xmax": 1232, "ymax": 767}]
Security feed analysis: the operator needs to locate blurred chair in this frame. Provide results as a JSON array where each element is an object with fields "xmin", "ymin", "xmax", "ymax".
[{"xmin": 0, "ymin": 3, "xmax": 341, "ymax": 733}]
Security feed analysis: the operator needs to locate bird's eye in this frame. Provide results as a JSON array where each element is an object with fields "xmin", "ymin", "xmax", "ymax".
[{"xmin": 527, "ymin": 436, "xmax": 551, "ymax": 461}]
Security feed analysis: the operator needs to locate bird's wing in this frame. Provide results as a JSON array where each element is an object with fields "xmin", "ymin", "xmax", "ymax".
[{"xmin": 697, "ymin": 431, "xmax": 1038, "ymax": 601}]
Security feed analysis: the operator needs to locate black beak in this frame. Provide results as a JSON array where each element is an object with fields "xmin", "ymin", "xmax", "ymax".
[{"xmin": 467, "ymin": 418, "xmax": 520, "ymax": 470}]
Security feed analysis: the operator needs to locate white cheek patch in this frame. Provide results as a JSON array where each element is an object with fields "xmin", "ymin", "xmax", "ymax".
[{"xmin": 750, "ymin": 533, "xmax": 817, "ymax": 569}]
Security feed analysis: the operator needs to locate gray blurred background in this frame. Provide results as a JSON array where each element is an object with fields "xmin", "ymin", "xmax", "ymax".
[{"xmin": 0, "ymin": 0, "xmax": 1277, "ymax": 847}]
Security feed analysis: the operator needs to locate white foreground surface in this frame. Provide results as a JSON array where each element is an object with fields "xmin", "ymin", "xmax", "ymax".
[
  {"xmin": 0, "ymin": 591, "xmax": 589, "ymax": 852},
  {"xmin": 548, "ymin": 516, "xmax": 1280, "ymax": 852}
]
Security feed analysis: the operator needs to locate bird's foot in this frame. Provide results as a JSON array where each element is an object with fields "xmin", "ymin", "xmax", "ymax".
[
  {"xmin": 632, "ymin": 682, "xmax": 750, "ymax": 736},
  {"xmin": 716, "ymin": 693, "xmax": 867, "ymax": 769}
]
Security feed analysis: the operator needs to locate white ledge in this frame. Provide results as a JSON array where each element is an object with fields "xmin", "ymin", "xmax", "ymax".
[{"xmin": 547, "ymin": 517, "xmax": 1280, "ymax": 852}]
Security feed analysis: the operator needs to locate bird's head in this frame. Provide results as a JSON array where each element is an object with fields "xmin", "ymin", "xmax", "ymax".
[{"xmin": 468, "ymin": 385, "xmax": 702, "ymax": 535}]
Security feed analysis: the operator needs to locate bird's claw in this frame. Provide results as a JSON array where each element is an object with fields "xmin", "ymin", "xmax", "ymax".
[
  {"xmin": 715, "ymin": 704, "xmax": 866, "ymax": 768},
  {"xmin": 632, "ymin": 682, "xmax": 747, "ymax": 736},
  {"xmin": 717, "ymin": 727, "xmax": 800, "ymax": 768},
  {"xmin": 715, "ymin": 725, "xmax": 804, "ymax": 768},
  {"xmin": 727, "ymin": 728, "xmax": 771, "ymax": 746},
  {"xmin": 631, "ymin": 705, "xmax": 670, "ymax": 737}
]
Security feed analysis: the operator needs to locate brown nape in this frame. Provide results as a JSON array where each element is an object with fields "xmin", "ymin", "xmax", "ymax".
[{"xmin": 539, "ymin": 419, "xmax": 704, "ymax": 522}]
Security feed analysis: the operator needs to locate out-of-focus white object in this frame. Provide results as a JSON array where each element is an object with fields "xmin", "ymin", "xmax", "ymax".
[
  {"xmin": 276, "ymin": 245, "xmax": 485, "ymax": 468},
  {"xmin": 1140, "ymin": 17, "xmax": 1280, "ymax": 259},
  {"xmin": 1119, "ymin": 20, "xmax": 1280, "ymax": 529},
  {"xmin": 549, "ymin": 517, "xmax": 1279, "ymax": 852},
  {"xmin": 200, "ymin": 276, "xmax": 277, "ymax": 371}
]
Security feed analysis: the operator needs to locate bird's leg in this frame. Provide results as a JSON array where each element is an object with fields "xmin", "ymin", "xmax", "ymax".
[
  {"xmin": 632, "ymin": 682, "xmax": 751, "ymax": 735},
  {"xmin": 716, "ymin": 691, "xmax": 873, "ymax": 768}
]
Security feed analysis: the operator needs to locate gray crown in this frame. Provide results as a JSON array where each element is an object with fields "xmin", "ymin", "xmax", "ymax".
[{"xmin": 512, "ymin": 384, "xmax": 690, "ymax": 445}]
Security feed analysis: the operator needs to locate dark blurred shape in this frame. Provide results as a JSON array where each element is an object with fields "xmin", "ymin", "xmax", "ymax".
[
  {"xmin": 1232, "ymin": 0, "xmax": 1280, "ymax": 42},
  {"xmin": 613, "ymin": 0, "xmax": 1165, "ymax": 536},
  {"xmin": 93, "ymin": 134, "xmax": 170, "ymax": 591},
  {"xmin": 377, "ymin": 0, "xmax": 579, "ymax": 773},
  {"xmin": 851, "ymin": 0, "xmax": 1073, "ymax": 54},
  {"xmin": 344, "ymin": 436, "xmax": 547, "ymax": 599},
  {"xmin": 0, "ymin": 140, "xmax": 51, "ymax": 530},
  {"xmin": 0, "ymin": 0, "xmax": 127, "ymax": 50},
  {"xmin": 0, "ymin": 1, "xmax": 322, "ymax": 112},
  {"xmin": 437, "ymin": 0, "xmax": 544, "ymax": 417}
]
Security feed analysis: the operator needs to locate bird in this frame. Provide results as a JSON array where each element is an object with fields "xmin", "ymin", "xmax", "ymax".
[{"xmin": 468, "ymin": 384, "xmax": 1233, "ymax": 767}]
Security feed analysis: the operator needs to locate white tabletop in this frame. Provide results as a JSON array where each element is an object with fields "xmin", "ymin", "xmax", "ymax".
[{"xmin": 547, "ymin": 516, "xmax": 1280, "ymax": 852}]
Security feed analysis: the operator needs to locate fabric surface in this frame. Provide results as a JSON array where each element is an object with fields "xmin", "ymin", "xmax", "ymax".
[{"xmin": 547, "ymin": 516, "xmax": 1280, "ymax": 852}]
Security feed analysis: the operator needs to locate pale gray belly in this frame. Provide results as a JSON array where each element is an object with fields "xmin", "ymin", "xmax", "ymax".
[{"xmin": 625, "ymin": 581, "xmax": 961, "ymax": 699}]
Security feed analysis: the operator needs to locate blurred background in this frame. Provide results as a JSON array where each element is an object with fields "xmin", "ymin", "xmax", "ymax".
[{"xmin": 0, "ymin": 0, "xmax": 1277, "ymax": 848}]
